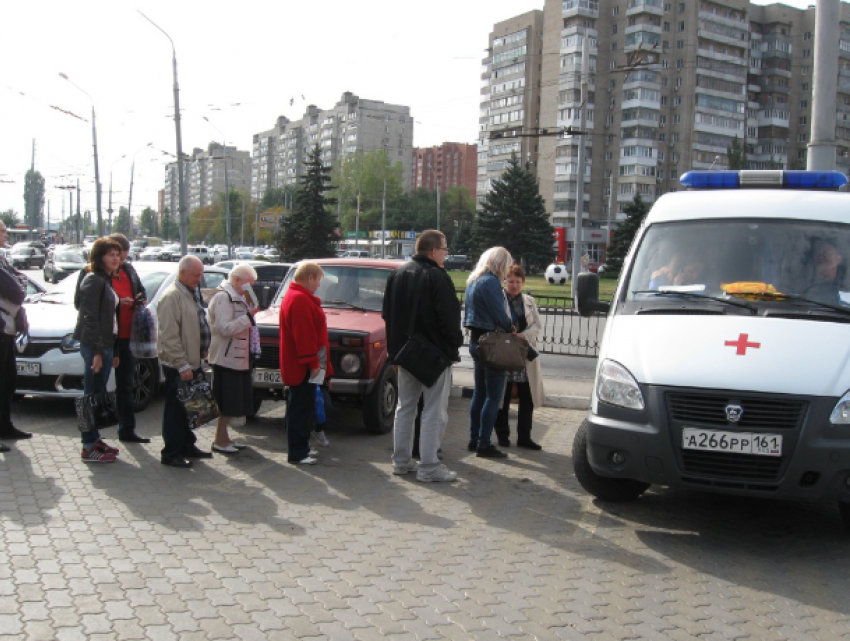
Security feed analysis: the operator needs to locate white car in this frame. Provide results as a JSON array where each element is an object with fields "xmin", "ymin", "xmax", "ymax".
[
  {"xmin": 15, "ymin": 262, "xmax": 228, "ymax": 411},
  {"xmin": 139, "ymin": 247, "xmax": 164, "ymax": 261}
]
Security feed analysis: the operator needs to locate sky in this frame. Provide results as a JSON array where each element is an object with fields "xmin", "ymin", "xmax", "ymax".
[{"xmin": 0, "ymin": 0, "xmax": 828, "ymax": 225}]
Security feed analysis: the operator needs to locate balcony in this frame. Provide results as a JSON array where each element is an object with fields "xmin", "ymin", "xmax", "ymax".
[
  {"xmin": 698, "ymin": 28, "xmax": 748, "ymax": 49},
  {"xmin": 698, "ymin": 10, "xmax": 748, "ymax": 30},
  {"xmin": 626, "ymin": 0, "xmax": 663, "ymax": 18},
  {"xmin": 757, "ymin": 111, "xmax": 790, "ymax": 129},
  {"xmin": 563, "ymin": 0, "xmax": 599, "ymax": 20}
]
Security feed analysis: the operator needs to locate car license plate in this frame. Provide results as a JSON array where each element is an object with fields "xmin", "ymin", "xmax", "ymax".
[
  {"xmin": 16, "ymin": 362, "xmax": 40, "ymax": 377},
  {"xmin": 682, "ymin": 427, "xmax": 782, "ymax": 457},
  {"xmin": 254, "ymin": 370, "xmax": 281, "ymax": 384}
]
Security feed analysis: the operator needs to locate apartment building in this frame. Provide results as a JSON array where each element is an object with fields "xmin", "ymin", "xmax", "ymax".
[
  {"xmin": 164, "ymin": 142, "xmax": 251, "ymax": 216},
  {"xmin": 482, "ymin": 0, "xmax": 850, "ymax": 262},
  {"xmin": 411, "ymin": 143, "xmax": 478, "ymax": 195},
  {"xmin": 251, "ymin": 92, "xmax": 414, "ymax": 203}
]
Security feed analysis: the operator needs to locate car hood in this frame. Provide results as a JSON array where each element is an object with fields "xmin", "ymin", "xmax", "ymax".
[
  {"xmin": 255, "ymin": 306, "xmax": 386, "ymax": 338},
  {"xmin": 55, "ymin": 262, "xmax": 85, "ymax": 270},
  {"xmin": 24, "ymin": 300, "xmax": 77, "ymax": 339}
]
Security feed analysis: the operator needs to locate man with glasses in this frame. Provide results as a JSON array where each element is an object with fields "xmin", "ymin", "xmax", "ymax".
[{"xmin": 383, "ymin": 230, "xmax": 463, "ymax": 482}]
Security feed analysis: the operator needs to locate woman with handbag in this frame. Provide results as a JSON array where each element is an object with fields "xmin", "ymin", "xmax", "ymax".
[
  {"xmin": 464, "ymin": 247, "xmax": 514, "ymax": 459},
  {"xmin": 494, "ymin": 264, "xmax": 545, "ymax": 450},
  {"xmin": 208, "ymin": 264, "xmax": 259, "ymax": 454},
  {"xmin": 73, "ymin": 238, "xmax": 123, "ymax": 463}
]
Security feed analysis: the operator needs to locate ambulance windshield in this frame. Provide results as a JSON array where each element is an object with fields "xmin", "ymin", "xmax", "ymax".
[{"xmin": 627, "ymin": 220, "xmax": 850, "ymax": 308}]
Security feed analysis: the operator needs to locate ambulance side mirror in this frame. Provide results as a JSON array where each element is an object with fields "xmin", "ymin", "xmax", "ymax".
[{"xmin": 575, "ymin": 272, "xmax": 610, "ymax": 317}]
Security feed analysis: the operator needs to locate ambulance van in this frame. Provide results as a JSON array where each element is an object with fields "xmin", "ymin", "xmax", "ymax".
[{"xmin": 574, "ymin": 170, "xmax": 850, "ymax": 528}]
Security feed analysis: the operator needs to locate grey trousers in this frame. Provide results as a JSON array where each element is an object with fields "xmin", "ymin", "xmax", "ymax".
[{"xmin": 392, "ymin": 366, "xmax": 451, "ymax": 474}]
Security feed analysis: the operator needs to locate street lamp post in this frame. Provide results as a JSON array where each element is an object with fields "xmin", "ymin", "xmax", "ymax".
[
  {"xmin": 127, "ymin": 143, "xmax": 153, "ymax": 239},
  {"xmin": 203, "ymin": 117, "xmax": 232, "ymax": 258},
  {"xmin": 139, "ymin": 11, "xmax": 188, "ymax": 255},
  {"xmin": 107, "ymin": 154, "xmax": 127, "ymax": 234},
  {"xmin": 59, "ymin": 73, "xmax": 103, "ymax": 236}
]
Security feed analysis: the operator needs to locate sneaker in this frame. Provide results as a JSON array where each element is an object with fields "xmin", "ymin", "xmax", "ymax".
[
  {"xmin": 313, "ymin": 430, "xmax": 330, "ymax": 447},
  {"xmin": 416, "ymin": 465, "xmax": 458, "ymax": 483},
  {"xmin": 294, "ymin": 456, "xmax": 317, "ymax": 465},
  {"xmin": 96, "ymin": 440, "xmax": 119, "ymax": 455},
  {"xmin": 82, "ymin": 447, "xmax": 116, "ymax": 463},
  {"xmin": 392, "ymin": 460, "xmax": 418, "ymax": 475},
  {"xmin": 309, "ymin": 448, "xmax": 319, "ymax": 457}
]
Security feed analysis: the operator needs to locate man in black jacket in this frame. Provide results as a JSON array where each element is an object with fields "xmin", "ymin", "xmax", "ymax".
[{"xmin": 382, "ymin": 230, "xmax": 463, "ymax": 482}]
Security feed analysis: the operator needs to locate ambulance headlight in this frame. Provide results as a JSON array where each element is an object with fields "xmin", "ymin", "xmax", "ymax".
[
  {"xmin": 829, "ymin": 390, "xmax": 850, "ymax": 424},
  {"xmin": 596, "ymin": 360, "xmax": 645, "ymax": 410}
]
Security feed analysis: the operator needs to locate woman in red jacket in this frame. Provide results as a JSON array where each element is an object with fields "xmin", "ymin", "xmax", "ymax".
[{"xmin": 279, "ymin": 262, "xmax": 333, "ymax": 465}]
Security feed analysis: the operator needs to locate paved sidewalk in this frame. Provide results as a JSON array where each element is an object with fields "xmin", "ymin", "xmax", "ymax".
[
  {"xmin": 2, "ymin": 395, "xmax": 850, "ymax": 640},
  {"xmin": 451, "ymin": 365, "xmax": 593, "ymax": 410}
]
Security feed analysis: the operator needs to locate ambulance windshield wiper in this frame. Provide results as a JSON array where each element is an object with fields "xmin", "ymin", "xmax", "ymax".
[
  {"xmin": 632, "ymin": 290, "xmax": 758, "ymax": 313},
  {"xmin": 735, "ymin": 291, "xmax": 850, "ymax": 317}
]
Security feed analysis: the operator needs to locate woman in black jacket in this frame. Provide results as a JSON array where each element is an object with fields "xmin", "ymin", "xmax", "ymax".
[{"xmin": 73, "ymin": 238, "xmax": 122, "ymax": 463}]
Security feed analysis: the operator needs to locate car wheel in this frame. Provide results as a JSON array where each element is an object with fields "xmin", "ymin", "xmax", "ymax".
[
  {"xmin": 362, "ymin": 363, "xmax": 397, "ymax": 434},
  {"xmin": 133, "ymin": 358, "xmax": 158, "ymax": 412},
  {"xmin": 246, "ymin": 395, "xmax": 263, "ymax": 419},
  {"xmin": 43, "ymin": 270, "xmax": 49, "ymax": 281},
  {"xmin": 572, "ymin": 419, "xmax": 650, "ymax": 502}
]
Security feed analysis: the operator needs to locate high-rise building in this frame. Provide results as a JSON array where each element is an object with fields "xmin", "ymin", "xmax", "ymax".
[
  {"xmin": 411, "ymin": 143, "xmax": 478, "ymax": 196},
  {"xmin": 251, "ymin": 92, "xmax": 414, "ymax": 203},
  {"xmin": 163, "ymin": 142, "xmax": 251, "ymax": 217},
  {"xmin": 481, "ymin": 0, "xmax": 850, "ymax": 262}
]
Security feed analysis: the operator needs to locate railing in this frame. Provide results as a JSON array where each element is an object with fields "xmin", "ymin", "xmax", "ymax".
[{"xmin": 456, "ymin": 290, "xmax": 606, "ymax": 357}]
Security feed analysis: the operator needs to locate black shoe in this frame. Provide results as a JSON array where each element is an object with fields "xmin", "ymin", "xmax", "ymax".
[
  {"xmin": 184, "ymin": 448, "xmax": 213, "ymax": 459},
  {"xmin": 468, "ymin": 440, "xmax": 477, "ymax": 452},
  {"xmin": 516, "ymin": 439, "xmax": 542, "ymax": 451},
  {"xmin": 0, "ymin": 426, "xmax": 31, "ymax": 440},
  {"xmin": 476, "ymin": 445, "xmax": 508, "ymax": 459},
  {"xmin": 161, "ymin": 457, "xmax": 192, "ymax": 468},
  {"xmin": 497, "ymin": 438, "xmax": 511, "ymax": 448},
  {"xmin": 119, "ymin": 433, "xmax": 151, "ymax": 444},
  {"xmin": 0, "ymin": 443, "xmax": 10, "ymax": 452}
]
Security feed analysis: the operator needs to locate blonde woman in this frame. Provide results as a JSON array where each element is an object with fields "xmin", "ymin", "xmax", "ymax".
[
  {"xmin": 208, "ymin": 263, "xmax": 259, "ymax": 454},
  {"xmin": 463, "ymin": 247, "xmax": 514, "ymax": 459}
]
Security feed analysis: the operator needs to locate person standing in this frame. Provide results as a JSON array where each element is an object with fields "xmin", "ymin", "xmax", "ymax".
[
  {"xmin": 107, "ymin": 233, "xmax": 149, "ymax": 444},
  {"xmin": 208, "ymin": 263, "xmax": 259, "ymax": 454},
  {"xmin": 383, "ymin": 230, "xmax": 463, "ymax": 482},
  {"xmin": 279, "ymin": 262, "xmax": 332, "ymax": 465},
  {"xmin": 74, "ymin": 238, "xmax": 123, "ymax": 462},
  {"xmin": 464, "ymin": 247, "xmax": 514, "ymax": 459},
  {"xmin": 494, "ymin": 264, "xmax": 545, "ymax": 450},
  {"xmin": 0, "ymin": 221, "xmax": 31, "ymax": 449},
  {"xmin": 157, "ymin": 255, "xmax": 213, "ymax": 468}
]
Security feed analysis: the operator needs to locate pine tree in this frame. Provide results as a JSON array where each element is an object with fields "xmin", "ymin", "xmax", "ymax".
[
  {"xmin": 727, "ymin": 136, "xmax": 748, "ymax": 170},
  {"xmin": 472, "ymin": 155, "xmax": 554, "ymax": 272},
  {"xmin": 278, "ymin": 145, "xmax": 337, "ymax": 261},
  {"xmin": 606, "ymin": 193, "xmax": 650, "ymax": 271}
]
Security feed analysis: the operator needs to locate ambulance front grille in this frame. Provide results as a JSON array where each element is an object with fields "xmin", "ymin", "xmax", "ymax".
[{"xmin": 668, "ymin": 393, "xmax": 806, "ymax": 430}]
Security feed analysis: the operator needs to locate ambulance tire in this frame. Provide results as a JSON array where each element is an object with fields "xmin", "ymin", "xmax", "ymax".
[
  {"xmin": 839, "ymin": 502, "xmax": 850, "ymax": 532},
  {"xmin": 572, "ymin": 420, "xmax": 650, "ymax": 502}
]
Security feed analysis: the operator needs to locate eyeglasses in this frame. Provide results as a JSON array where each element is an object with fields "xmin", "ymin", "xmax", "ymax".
[{"xmin": 437, "ymin": 246, "xmax": 449, "ymax": 251}]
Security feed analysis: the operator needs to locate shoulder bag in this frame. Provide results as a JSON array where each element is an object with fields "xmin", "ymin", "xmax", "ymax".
[
  {"xmin": 177, "ymin": 370, "xmax": 220, "ymax": 429},
  {"xmin": 75, "ymin": 359, "xmax": 118, "ymax": 433}
]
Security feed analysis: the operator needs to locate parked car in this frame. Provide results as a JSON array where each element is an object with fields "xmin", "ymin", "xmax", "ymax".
[
  {"xmin": 264, "ymin": 248, "xmax": 281, "ymax": 262},
  {"xmin": 158, "ymin": 243, "xmax": 182, "ymax": 262},
  {"xmin": 15, "ymin": 262, "xmax": 228, "ymax": 412},
  {"xmin": 252, "ymin": 258, "xmax": 401, "ymax": 431},
  {"xmin": 443, "ymin": 255, "xmax": 472, "ymax": 271},
  {"xmin": 588, "ymin": 262, "xmax": 607, "ymax": 273},
  {"xmin": 43, "ymin": 250, "xmax": 86, "ymax": 284},
  {"xmin": 139, "ymin": 247, "xmax": 164, "ymax": 261},
  {"xmin": 187, "ymin": 246, "xmax": 213, "ymax": 265},
  {"xmin": 8, "ymin": 246, "xmax": 47, "ymax": 269},
  {"xmin": 216, "ymin": 260, "xmax": 292, "ymax": 310},
  {"xmin": 343, "ymin": 250, "xmax": 371, "ymax": 259}
]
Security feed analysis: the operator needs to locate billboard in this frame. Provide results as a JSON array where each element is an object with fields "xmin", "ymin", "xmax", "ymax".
[{"xmin": 258, "ymin": 213, "xmax": 283, "ymax": 230}]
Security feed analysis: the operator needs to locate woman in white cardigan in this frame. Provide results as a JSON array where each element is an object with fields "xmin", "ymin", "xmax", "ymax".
[{"xmin": 494, "ymin": 264, "xmax": 545, "ymax": 450}]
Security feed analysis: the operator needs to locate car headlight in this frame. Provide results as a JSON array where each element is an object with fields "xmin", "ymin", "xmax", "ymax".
[
  {"xmin": 830, "ymin": 390, "xmax": 850, "ymax": 424},
  {"xmin": 60, "ymin": 333, "xmax": 81, "ymax": 353},
  {"xmin": 339, "ymin": 353, "xmax": 362, "ymax": 375},
  {"xmin": 596, "ymin": 359, "xmax": 645, "ymax": 410}
]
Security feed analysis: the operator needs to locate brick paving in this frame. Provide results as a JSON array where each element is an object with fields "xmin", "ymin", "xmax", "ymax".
[{"xmin": 2, "ymin": 394, "xmax": 850, "ymax": 640}]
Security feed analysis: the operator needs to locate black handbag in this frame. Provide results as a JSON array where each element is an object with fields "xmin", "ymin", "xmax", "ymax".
[
  {"xmin": 392, "ymin": 270, "xmax": 453, "ymax": 387},
  {"xmin": 75, "ymin": 370, "xmax": 118, "ymax": 434}
]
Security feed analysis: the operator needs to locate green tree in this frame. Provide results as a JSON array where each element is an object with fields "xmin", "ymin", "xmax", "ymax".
[
  {"xmin": 727, "ymin": 136, "xmax": 748, "ymax": 170},
  {"xmin": 606, "ymin": 193, "xmax": 650, "ymax": 271},
  {"xmin": 23, "ymin": 169, "xmax": 45, "ymax": 230},
  {"xmin": 160, "ymin": 207, "xmax": 178, "ymax": 241},
  {"xmin": 139, "ymin": 206, "xmax": 157, "ymax": 237},
  {"xmin": 442, "ymin": 186, "xmax": 476, "ymax": 245},
  {"xmin": 278, "ymin": 145, "xmax": 337, "ymax": 260},
  {"xmin": 332, "ymin": 150, "xmax": 404, "ymax": 232},
  {"xmin": 113, "ymin": 206, "xmax": 131, "ymax": 235},
  {"xmin": 0, "ymin": 209, "xmax": 20, "ymax": 228},
  {"xmin": 472, "ymin": 155, "xmax": 554, "ymax": 273},
  {"xmin": 261, "ymin": 185, "xmax": 297, "ymax": 211}
]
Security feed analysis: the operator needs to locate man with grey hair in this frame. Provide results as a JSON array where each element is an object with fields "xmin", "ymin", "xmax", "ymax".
[{"xmin": 157, "ymin": 255, "xmax": 213, "ymax": 468}]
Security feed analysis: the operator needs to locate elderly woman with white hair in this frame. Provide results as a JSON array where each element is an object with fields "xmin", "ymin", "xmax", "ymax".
[
  {"xmin": 464, "ymin": 247, "xmax": 514, "ymax": 459},
  {"xmin": 208, "ymin": 263, "xmax": 260, "ymax": 454}
]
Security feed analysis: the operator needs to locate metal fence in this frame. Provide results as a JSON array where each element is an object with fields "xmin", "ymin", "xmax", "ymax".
[{"xmin": 456, "ymin": 290, "xmax": 605, "ymax": 358}]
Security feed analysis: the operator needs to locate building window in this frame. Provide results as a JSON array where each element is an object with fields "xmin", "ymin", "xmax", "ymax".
[
  {"xmin": 664, "ymin": 22, "xmax": 671, "ymax": 32},
  {"xmin": 605, "ymin": 151, "xmax": 613, "ymax": 160},
  {"xmin": 798, "ymin": 133, "xmax": 808, "ymax": 142},
  {"xmin": 800, "ymin": 100, "xmax": 808, "ymax": 109},
  {"xmin": 804, "ymin": 31, "xmax": 812, "ymax": 41},
  {"xmin": 679, "ymin": 21, "xmax": 685, "ymax": 31},
  {"xmin": 613, "ymin": 6, "xmax": 619, "ymax": 15},
  {"xmin": 677, "ymin": 40, "xmax": 684, "ymax": 49},
  {"xmin": 679, "ymin": 2, "xmax": 685, "ymax": 12},
  {"xmin": 803, "ymin": 49, "xmax": 811, "ymax": 58},
  {"xmin": 799, "ymin": 116, "xmax": 808, "ymax": 125},
  {"xmin": 612, "ymin": 41, "xmax": 618, "ymax": 51},
  {"xmin": 612, "ymin": 24, "xmax": 618, "ymax": 34}
]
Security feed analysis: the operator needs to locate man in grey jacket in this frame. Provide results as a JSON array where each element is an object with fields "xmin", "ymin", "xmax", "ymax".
[{"xmin": 157, "ymin": 255, "xmax": 213, "ymax": 468}]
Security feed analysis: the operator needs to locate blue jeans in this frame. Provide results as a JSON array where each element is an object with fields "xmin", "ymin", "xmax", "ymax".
[
  {"xmin": 286, "ymin": 373, "xmax": 313, "ymax": 463},
  {"xmin": 468, "ymin": 342, "xmax": 507, "ymax": 450},
  {"xmin": 114, "ymin": 338, "xmax": 137, "ymax": 438},
  {"xmin": 80, "ymin": 344, "xmax": 113, "ymax": 448}
]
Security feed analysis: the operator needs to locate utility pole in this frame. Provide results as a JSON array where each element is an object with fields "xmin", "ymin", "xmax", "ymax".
[
  {"xmin": 127, "ymin": 163, "xmax": 135, "ymax": 239},
  {"xmin": 107, "ymin": 172, "xmax": 114, "ymax": 233},
  {"xmin": 241, "ymin": 199, "xmax": 245, "ymax": 247},
  {"xmin": 381, "ymin": 179, "xmax": 386, "ymax": 259},
  {"xmin": 28, "ymin": 139, "xmax": 34, "ymax": 231},
  {"xmin": 606, "ymin": 173, "xmax": 615, "ymax": 257},
  {"xmin": 355, "ymin": 192, "xmax": 361, "ymax": 248},
  {"xmin": 76, "ymin": 179, "xmax": 81, "ymax": 243},
  {"xmin": 570, "ymin": 33, "xmax": 590, "ymax": 287},
  {"xmin": 436, "ymin": 184, "xmax": 441, "ymax": 232},
  {"xmin": 808, "ymin": 0, "xmax": 840, "ymax": 170}
]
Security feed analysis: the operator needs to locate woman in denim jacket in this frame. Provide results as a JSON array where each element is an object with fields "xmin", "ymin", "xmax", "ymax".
[{"xmin": 464, "ymin": 247, "xmax": 514, "ymax": 458}]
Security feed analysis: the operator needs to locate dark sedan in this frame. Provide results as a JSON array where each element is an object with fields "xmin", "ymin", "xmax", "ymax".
[{"xmin": 43, "ymin": 250, "xmax": 86, "ymax": 284}]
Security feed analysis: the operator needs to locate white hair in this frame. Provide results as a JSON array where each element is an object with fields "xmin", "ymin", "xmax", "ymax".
[
  {"xmin": 229, "ymin": 263, "xmax": 258, "ymax": 283},
  {"xmin": 178, "ymin": 254, "xmax": 203, "ymax": 272},
  {"xmin": 467, "ymin": 247, "xmax": 513, "ymax": 285}
]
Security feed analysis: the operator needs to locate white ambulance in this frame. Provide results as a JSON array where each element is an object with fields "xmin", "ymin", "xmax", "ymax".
[{"xmin": 574, "ymin": 170, "xmax": 850, "ymax": 529}]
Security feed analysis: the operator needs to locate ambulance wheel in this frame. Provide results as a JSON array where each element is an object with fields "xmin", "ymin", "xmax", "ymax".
[
  {"xmin": 572, "ymin": 420, "xmax": 650, "ymax": 502},
  {"xmin": 839, "ymin": 502, "xmax": 850, "ymax": 532}
]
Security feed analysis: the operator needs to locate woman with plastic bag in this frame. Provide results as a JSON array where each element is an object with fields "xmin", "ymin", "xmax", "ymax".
[{"xmin": 207, "ymin": 263, "xmax": 260, "ymax": 454}]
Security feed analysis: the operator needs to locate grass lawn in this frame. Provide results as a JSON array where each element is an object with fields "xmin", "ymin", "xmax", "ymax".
[{"xmin": 446, "ymin": 270, "xmax": 618, "ymax": 299}]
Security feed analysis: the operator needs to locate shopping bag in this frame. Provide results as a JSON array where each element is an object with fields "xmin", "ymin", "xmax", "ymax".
[{"xmin": 130, "ymin": 306, "xmax": 158, "ymax": 358}]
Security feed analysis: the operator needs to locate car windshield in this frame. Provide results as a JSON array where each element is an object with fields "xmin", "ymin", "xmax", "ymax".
[
  {"xmin": 277, "ymin": 265, "xmax": 392, "ymax": 312},
  {"xmin": 626, "ymin": 219, "xmax": 850, "ymax": 309},
  {"xmin": 55, "ymin": 253, "xmax": 84, "ymax": 263}
]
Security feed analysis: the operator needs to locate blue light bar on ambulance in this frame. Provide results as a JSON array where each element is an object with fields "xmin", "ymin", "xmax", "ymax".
[{"xmin": 680, "ymin": 170, "xmax": 848, "ymax": 190}]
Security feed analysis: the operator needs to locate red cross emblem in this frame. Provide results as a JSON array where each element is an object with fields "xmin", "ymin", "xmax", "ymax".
[{"xmin": 724, "ymin": 333, "xmax": 761, "ymax": 356}]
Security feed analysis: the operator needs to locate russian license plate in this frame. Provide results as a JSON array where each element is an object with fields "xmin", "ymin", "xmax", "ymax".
[
  {"xmin": 683, "ymin": 427, "xmax": 782, "ymax": 457},
  {"xmin": 253, "ymin": 370, "xmax": 281, "ymax": 384},
  {"xmin": 16, "ymin": 362, "xmax": 40, "ymax": 377}
]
